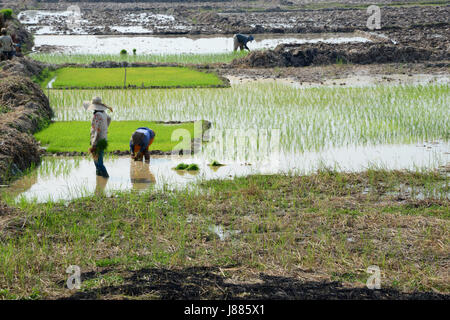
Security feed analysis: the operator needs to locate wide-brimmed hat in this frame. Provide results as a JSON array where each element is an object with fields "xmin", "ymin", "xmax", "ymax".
[{"xmin": 83, "ymin": 96, "xmax": 113, "ymax": 112}]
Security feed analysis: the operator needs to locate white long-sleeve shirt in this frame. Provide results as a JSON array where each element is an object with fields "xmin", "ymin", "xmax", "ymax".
[{"xmin": 90, "ymin": 111, "xmax": 111, "ymax": 146}]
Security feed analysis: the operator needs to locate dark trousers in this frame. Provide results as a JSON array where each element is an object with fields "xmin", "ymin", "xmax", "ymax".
[
  {"xmin": 1, "ymin": 51, "xmax": 15, "ymax": 60},
  {"xmin": 94, "ymin": 150, "xmax": 109, "ymax": 177}
]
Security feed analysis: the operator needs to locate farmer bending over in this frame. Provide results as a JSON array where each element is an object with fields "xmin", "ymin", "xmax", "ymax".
[
  {"xmin": 233, "ymin": 34, "xmax": 254, "ymax": 51},
  {"xmin": 0, "ymin": 28, "xmax": 15, "ymax": 60},
  {"xmin": 84, "ymin": 97, "xmax": 113, "ymax": 178},
  {"xmin": 130, "ymin": 127, "xmax": 155, "ymax": 162}
]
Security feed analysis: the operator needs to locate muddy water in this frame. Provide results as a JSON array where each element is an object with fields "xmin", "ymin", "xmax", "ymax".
[
  {"xmin": 4, "ymin": 141, "xmax": 448, "ymax": 203},
  {"xmin": 18, "ymin": 10, "xmax": 181, "ymax": 35},
  {"xmin": 33, "ymin": 33, "xmax": 370, "ymax": 55}
]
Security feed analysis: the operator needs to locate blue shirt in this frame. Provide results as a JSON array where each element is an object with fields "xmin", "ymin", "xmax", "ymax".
[
  {"xmin": 236, "ymin": 34, "xmax": 252, "ymax": 45},
  {"xmin": 130, "ymin": 127, "xmax": 155, "ymax": 153}
]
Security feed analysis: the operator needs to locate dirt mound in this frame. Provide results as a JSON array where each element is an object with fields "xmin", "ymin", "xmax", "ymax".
[
  {"xmin": 232, "ymin": 42, "xmax": 437, "ymax": 68},
  {"xmin": 0, "ymin": 126, "xmax": 42, "ymax": 183},
  {"xmin": 0, "ymin": 77, "xmax": 51, "ymax": 118},
  {"xmin": 0, "ymin": 76, "xmax": 52, "ymax": 184},
  {"xmin": 0, "ymin": 57, "xmax": 50, "ymax": 78},
  {"xmin": 193, "ymin": 11, "xmax": 228, "ymax": 25}
]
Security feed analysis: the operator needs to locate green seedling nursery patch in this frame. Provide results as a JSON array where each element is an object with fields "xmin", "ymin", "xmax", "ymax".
[
  {"xmin": 41, "ymin": 67, "xmax": 226, "ymax": 89},
  {"xmin": 34, "ymin": 121, "xmax": 196, "ymax": 153}
]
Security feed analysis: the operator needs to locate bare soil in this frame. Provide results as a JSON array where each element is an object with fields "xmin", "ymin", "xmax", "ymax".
[
  {"xmin": 65, "ymin": 266, "xmax": 449, "ymax": 300},
  {"xmin": 229, "ymin": 24, "xmax": 449, "ymax": 68},
  {"xmin": 219, "ymin": 61, "xmax": 449, "ymax": 85}
]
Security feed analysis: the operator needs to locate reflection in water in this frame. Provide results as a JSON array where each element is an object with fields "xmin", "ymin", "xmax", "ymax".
[
  {"xmin": 95, "ymin": 176, "xmax": 109, "ymax": 196},
  {"xmin": 130, "ymin": 160, "xmax": 155, "ymax": 190},
  {"xmin": 3, "ymin": 172, "xmax": 38, "ymax": 199},
  {"xmin": 3, "ymin": 141, "xmax": 448, "ymax": 203},
  {"xmin": 209, "ymin": 165, "xmax": 224, "ymax": 173}
]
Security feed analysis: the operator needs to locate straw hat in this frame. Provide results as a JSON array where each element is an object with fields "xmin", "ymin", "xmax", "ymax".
[{"xmin": 83, "ymin": 96, "xmax": 113, "ymax": 112}]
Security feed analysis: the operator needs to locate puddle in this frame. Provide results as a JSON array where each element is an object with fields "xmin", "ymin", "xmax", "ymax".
[
  {"xmin": 3, "ymin": 141, "xmax": 448, "ymax": 203},
  {"xmin": 227, "ymin": 74, "xmax": 450, "ymax": 88},
  {"xmin": 208, "ymin": 225, "xmax": 241, "ymax": 241},
  {"xmin": 385, "ymin": 183, "xmax": 450, "ymax": 201},
  {"xmin": 32, "ymin": 33, "xmax": 370, "ymax": 55}
]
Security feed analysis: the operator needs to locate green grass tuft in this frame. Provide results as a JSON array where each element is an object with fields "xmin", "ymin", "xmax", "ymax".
[
  {"xmin": 210, "ymin": 160, "xmax": 224, "ymax": 167},
  {"xmin": 186, "ymin": 164, "xmax": 199, "ymax": 171},
  {"xmin": 0, "ymin": 8, "xmax": 13, "ymax": 19},
  {"xmin": 175, "ymin": 163, "xmax": 189, "ymax": 170}
]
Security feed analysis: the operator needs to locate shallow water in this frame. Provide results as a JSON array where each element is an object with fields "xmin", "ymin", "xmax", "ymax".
[
  {"xmin": 33, "ymin": 33, "xmax": 370, "ymax": 55},
  {"xmin": 4, "ymin": 141, "xmax": 448, "ymax": 203}
]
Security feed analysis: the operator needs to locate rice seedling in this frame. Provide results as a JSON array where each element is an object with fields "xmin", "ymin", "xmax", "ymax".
[
  {"xmin": 209, "ymin": 160, "xmax": 225, "ymax": 167},
  {"xmin": 29, "ymin": 51, "xmax": 249, "ymax": 65},
  {"xmin": 40, "ymin": 67, "xmax": 224, "ymax": 89},
  {"xmin": 175, "ymin": 163, "xmax": 189, "ymax": 170},
  {"xmin": 186, "ymin": 164, "xmax": 199, "ymax": 171},
  {"xmin": 46, "ymin": 83, "xmax": 449, "ymax": 157}
]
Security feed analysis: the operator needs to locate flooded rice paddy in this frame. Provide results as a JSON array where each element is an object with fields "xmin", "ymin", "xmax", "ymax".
[
  {"xmin": 5, "ymin": 77, "xmax": 449, "ymax": 202},
  {"xmin": 33, "ymin": 33, "xmax": 370, "ymax": 55},
  {"xmin": 47, "ymin": 83, "xmax": 449, "ymax": 152},
  {"xmin": 5, "ymin": 141, "xmax": 449, "ymax": 203}
]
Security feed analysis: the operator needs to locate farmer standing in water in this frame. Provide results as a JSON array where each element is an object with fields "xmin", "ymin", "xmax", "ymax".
[
  {"xmin": 84, "ymin": 97, "xmax": 113, "ymax": 178},
  {"xmin": 233, "ymin": 33, "xmax": 254, "ymax": 51}
]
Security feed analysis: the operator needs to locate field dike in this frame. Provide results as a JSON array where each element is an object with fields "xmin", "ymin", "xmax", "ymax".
[
  {"xmin": 0, "ymin": 59, "xmax": 53, "ymax": 184},
  {"xmin": 232, "ymin": 41, "xmax": 441, "ymax": 68}
]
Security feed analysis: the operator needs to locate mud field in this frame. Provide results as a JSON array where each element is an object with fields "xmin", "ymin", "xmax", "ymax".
[
  {"xmin": 14, "ymin": 1, "xmax": 449, "ymax": 81},
  {"xmin": 14, "ymin": 1, "xmax": 450, "ymax": 35}
]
